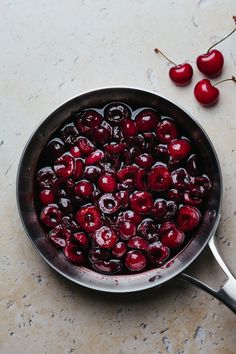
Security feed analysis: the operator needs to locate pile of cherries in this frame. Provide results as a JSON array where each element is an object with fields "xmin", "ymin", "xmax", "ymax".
[
  {"xmin": 35, "ymin": 103, "xmax": 211, "ymax": 275},
  {"xmin": 154, "ymin": 16, "xmax": 236, "ymax": 106}
]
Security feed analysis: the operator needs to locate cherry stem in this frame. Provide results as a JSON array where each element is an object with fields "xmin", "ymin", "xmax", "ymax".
[
  {"xmin": 207, "ymin": 16, "xmax": 236, "ymax": 53},
  {"xmin": 214, "ymin": 76, "xmax": 236, "ymax": 86},
  {"xmin": 154, "ymin": 48, "xmax": 177, "ymax": 66}
]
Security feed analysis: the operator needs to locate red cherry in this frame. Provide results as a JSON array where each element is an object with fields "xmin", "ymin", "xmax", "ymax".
[
  {"xmin": 196, "ymin": 17, "xmax": 236, "ymax": 76},
  {"xmin": 64, "ymin": 242, "xmax": 85, "ymax": 265},
  {"xmin": 196, "ymin": 50, "xmax": 224, "ymax": 77},
  {"xmin": 168, "ymin": 139, "xmax": 191, "ymax": 160},
  {"xmin": 148, "ymin": 165, "xmax": 171, "ymax": 191},
  {"xmin": 74, "ymin": 180, "xmax": 93, "ymax": 198},
  {"xmin": 154, "ymin": 48, "xmax": 193, "ymax": 86},
  {"xmin": 130, "ymin": 191, "xmax": 153, "ymax": 214},
  {"xmin": 39, "ymin": 189, "xmax": 55, "ymax": 205},
  {"xmin": 159, "ymin": 222, "xmax": 185, "ymax": 248},
  {"xmin": 125, "ymin": 250, "xmax": 147, "ymax": 272},
  {"xmin": 98, "ymin": 173, "xmax": 117, "ymax": 193},
  {"xmin": 194, "ymin": 79, "xmax": 219, "ymax": 106},
  {"xmin": 194, "ymin": 76, "xmax": 236, "ymax": 106},
  {"xmin": 169, "ymin": 64, "xmax": 193, "ymax": 86},
  {"xmin": 112, "ymin": 242, "xmax": 127, "ymax": 258},
  {"xmin": 94, "ymin": 226, "xmax": 118, "ymax": 249},
  {"xmin": 177, "ymin": 205, "xmax": 201, "ymax": 232},
  {"xmin": 76, "ymin": 205, "xmax": 101, "ymax": 233}
]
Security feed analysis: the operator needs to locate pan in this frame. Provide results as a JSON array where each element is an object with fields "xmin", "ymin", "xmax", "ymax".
[{"xmin": 16, "ymin": 87, "xmax": 236, "ymax": 313}]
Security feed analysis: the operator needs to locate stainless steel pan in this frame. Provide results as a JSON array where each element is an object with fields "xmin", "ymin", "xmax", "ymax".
[{"xmin": 16, "ymin": 87, "xmax": 236, "ymax": 313}]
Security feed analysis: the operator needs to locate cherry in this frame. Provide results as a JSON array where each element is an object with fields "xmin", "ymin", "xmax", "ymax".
[
  {"xmin": 127, "ymin": 237, "xmax": 149, "ymax": 251},
  {"xmin": 52, "ymin": 178, "xmax": 74, "ymax": 198},
  {"xmin": 37, "ymin": 167, "xmax": 57, "ymax": 189},
  {"xmin": 152, "ymin": 199, "xmax": 177, "ymax": 222},
  {"xmin": 125, "ymin": 250, "xmax": 147, "ymax": 272},
  {"xmin": 74, "ymin": 180, "xmax": 94, "ymax": 198},
  {"xmin": 159, "ymin": 222, "xmax": 185, "ymax": 248},
  {"xmin": 137, "ymin": 219, "xmax": 159, "ymax": 243},
  {"xmin": 171, "ymin": 168, "xmax": 190, "ymax": 190},
  {"xmin": 64, "ymin": 242, "xmax": 85, "ymax": 265},
  {"xmin": 112, "ymin": 242, "xmax": 127, "ymax": 258},
  {"xmin": 77, "ymin": 137, "xmax": 95, "ymax": 155},
  {"xmin": 49, "ymin": 225, "xmax": 71, "ymax": 248},
  {"xmin": 105, "ymin": 142, "xmax": 127, "ymax": 154},
  {"xmin": 70, "ymin": 145, "xmax": 81, "ymax": 158},
  {"xmin": 130, "ymin": 191, "xmax": 153, "ymax": 214},
  {"xmin": 60, "ymin": 123, "xmax": 79, "ymax": 146},
  {"xmin": 156, "ymin": 119, "xmax": 178, "ymax": 143},
  {"xmin": 122, "ymin": 119, "xmax": 137, "ymax": 137},
  {"xmin": 147, "ymin": 242, "xmax": 170, "ymax": 266},
  {"xmin": 94, "ymin": 226, "xmax": 118, "ymax": 248},
  {"xmin": 83, "ymin": 165, "xmax": 101, "ymax": 181},
  {"xmin": 76, "ymin": 205, "xmax": 101, "ymax": 232},
  {"xmin": 92, "ymin": 126, "xmax": 111, "ymax": 146},
  {"xmin": 189, "ymin": 175, "xmax": 211, "ymax": 197},
  {"xmin": 46, "ymin": 138, "xmax": 65, "ymax": 161},
  {"xmin": 135, "ymin": 153, "xmax": 154, "ymax": 169},
  {"xmin": 40, "ymin": 205, "xmax": 62, "ymax": 228},
  {"xmin": 154, "ymin": 48, "xmax": 193, "ymax": 86},
  {"xmin": 168, "ymin": 139, "xmax": 191, "ymax": 160},
  {"xmin": 54, "ymin": 154, "xmax": 75, "ymax": 178},
  {"xmin": 77, "ymin": 110, "xmax": 102, "ymax": 135},
  {"xmin": 98, "ymin": 193, "xmax": 120, "ymax": 214},
  {"xmin": 197, "ymin": 50, "xmax": 224, "ymax": 78},
  {"xmin": 85, "ymin": 150, "xmax": 104, "ymax": 165},
  {"xmin": 196, "ymin": 16, "xmax": 236, "ymax": 77},
  {"xmin": 177, "ymin": 205, "xmax": 201, "ymax": 232},
  {"xmin": 154, "ymin": 144, "xmax": 169, "ymax": 162},
  {"xmin": 194, "ymin": 76, "xmax": 236, "ymax": 106},
  {"xmin": 148, "ymin": 165, "xmax": 171, "ymax": 191},
  {"xmin": 73, "ymin": 232, "xmax": 89, "ymax": 250},
  {"xmin": 104, "ymin": 103, "xmax": 131, "ymax": 125},
  {"xmin": 118, "ymin": 220, "xmax": 136, "ymax": 240},
  {"xmin": 122, "ymin": 210, "xmax": 143, "ymax": 225},
  {"xmin": 116, "ymin": 190, "xmax": 129, "ymax": 208},
  {"xmin": 194, "ymin": 79, "xmax": 219, "ymax": 106},
  {"xmin": 135, "ymin": 109, "xmax": 160, "ymax": 132},
  {"xmin": 39, "ymin": 189, "xmax": 55, "ymax": 205},
  {"xmin": 98, "ymin": 173, "xmax": 117, "ymax": 193},
  {"xmin": 99, "ymin": 153, "xmax": 121, "ymax": 174},
  {"xmin": 117, "ymin": 165, "xmax": 138, "ymax": 182}
]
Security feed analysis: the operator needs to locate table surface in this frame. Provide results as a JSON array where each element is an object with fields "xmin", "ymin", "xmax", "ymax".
[{"xmin": 0, "ymin": 1, "xmax": 236, "ymax": 353}]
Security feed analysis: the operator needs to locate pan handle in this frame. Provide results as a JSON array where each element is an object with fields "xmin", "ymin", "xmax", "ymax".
[{"xmin": 179, "ymin": 235, "xmax": 236, "ymax": 314}]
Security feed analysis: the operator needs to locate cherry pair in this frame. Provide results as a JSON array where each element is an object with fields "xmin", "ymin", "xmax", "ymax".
[{"xmin": 154, "ymin": 16, "xmax": 236, "ymax": 106}]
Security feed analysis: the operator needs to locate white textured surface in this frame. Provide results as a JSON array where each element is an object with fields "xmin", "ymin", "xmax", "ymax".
[{"xmin": 0, "ymin": 1, "xmax": 236, "ymax": 353}]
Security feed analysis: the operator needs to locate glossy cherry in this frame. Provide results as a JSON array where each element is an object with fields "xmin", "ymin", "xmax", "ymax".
[
  {"xmin": 197, "ymin": 50, "xmax": 224, "ymax": 78},
  {"xmin": 194, "ymin": 79, "xmax": 219, "ymax": 106},
  {"xmin": 194, "ymin": 76, "xmax": 236, "ymax": 106},
  {"xmin": 177, "ymin": 205, "xmax": 201, "ymax": 232},
  {"xmin": 196, "ymin": 17, "xmax": 236, "ymax": 77},
  {"xmin": 154, "ymin": 48, "xmax": 193, "ymax": 86}
]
